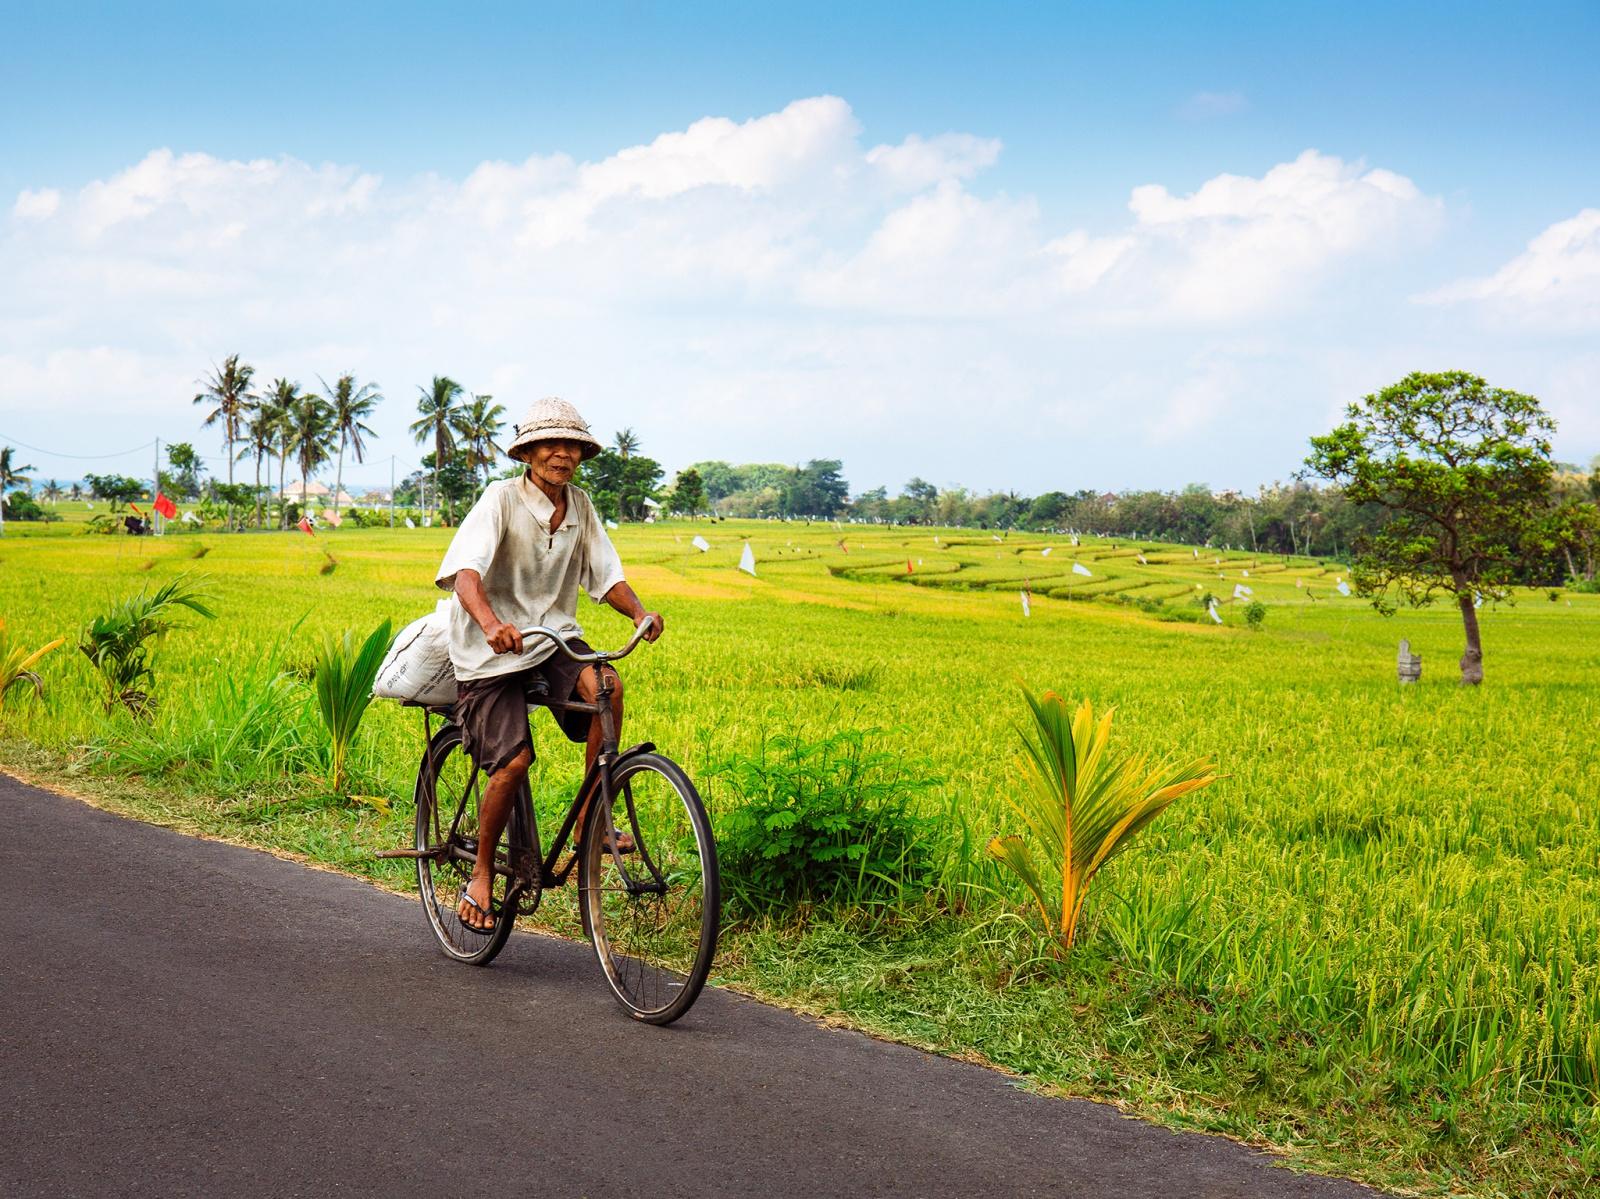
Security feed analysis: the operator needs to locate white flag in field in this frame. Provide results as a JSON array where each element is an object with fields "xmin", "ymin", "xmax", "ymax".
[
  {"xmin": 181, "ymin": 510, "xmax": 200, "ymax": 525},
  {"xmin": 691, "ymin": 535, "xmax": 710, "ymax": 552},
  {"xmin": 1041, "ymin": 546, "xmax": 1052, "ymax": 557},
  {"xmin": 605, "ymin": 518, "xmax": 619, "ymax": 530},
  {"xmin": 1137, "ymin": 553, "xmax": 1148, "ymax": 565},
  {"xmin": 1207, "ymin": 601, "xmax": 1223, "ymax": 624},
  {"xmin": 1337, "ymin": 580, "xmax": 1352, "ymax": 597},
  {"xmin": 1193, "ymin": 548, "xmax": 1199, "ymax": 559},
  {"xmin": 1071, "ymin": 535, "xmax": 1080, "ymax": 547},
  {"xmin": 422, "ymin": 516, "xmax": 432, "ymax": 528},
  {"xmin": 738, "ymin": 542, "xmax": 756, "ymax": 576},
  {"xmin": 1072, "ymin": 562, "xmax": 1092, "ymax": 577},
  {"xmin": 1242, "ymin": 570, "xmax": 1250, "ymax": 577},
  {"xmin": 992, "ymin": 534, "xmax": 1002, "ymax": 542},
  {"xmin": 404, "ymin": 517, "xmax": 416, "ymax": 529},
  {"xmin": 1020, "ymin": 590, "xmax": 1031, "ymax": 617},
  {"xmin": 1234, "ymin": 584, "xmax": 1253, "ymax": 599}
]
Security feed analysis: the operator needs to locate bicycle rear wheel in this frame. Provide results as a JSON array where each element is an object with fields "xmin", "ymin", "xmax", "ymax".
[
  {"xmin": 414, "ymin": 724, "xmax": 518, "ymax": 965},
  {"xmin": 580, "ymin": 753, "xmax": 720, "ymax": 1024}
]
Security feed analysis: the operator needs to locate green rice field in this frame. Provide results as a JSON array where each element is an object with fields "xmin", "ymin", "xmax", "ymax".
[{"xmin": 2, "ymin": 512, "xmax": 1597, "ymax": 1195}]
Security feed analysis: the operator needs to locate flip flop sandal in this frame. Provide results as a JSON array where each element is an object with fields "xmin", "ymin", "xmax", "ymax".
[{"xmin": 456, "ymin": 886, "xmax": 498, "ymax": 934}]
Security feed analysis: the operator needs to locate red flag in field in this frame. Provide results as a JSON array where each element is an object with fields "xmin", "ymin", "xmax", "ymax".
[
  {"xmin": 906, "ymin": 559, "xmax": 914, "ymax": 574},
  {"xmin": 128, "ymin": 502, "xmax": 145, "ymax": 517},
  {"xmin": 837, "ymin": 538, "xmax": 848, "ymax": 554},
  {"xmin": 153, "ymin": 493, "xmax": 177, "ymax": 519},
  {"xmin": 297, "ymin": 515, "xmax": 316, "ymax": 537}
]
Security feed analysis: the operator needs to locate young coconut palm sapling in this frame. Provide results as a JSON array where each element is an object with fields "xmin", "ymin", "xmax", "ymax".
[{"xmin": 989, "ymin": 687, "xmax": 1218, "ymax": 955}]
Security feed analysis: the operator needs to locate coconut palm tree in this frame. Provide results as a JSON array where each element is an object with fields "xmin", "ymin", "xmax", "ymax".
[
  {"xmin": 192, "ymin": 355, "xmax": 257, "ymax": 487},
  {"xmin": 0, "ymin": 447, "xmax": 33, "ymax": 494},
  {"xmin": 245, "ymin": 392, "xmax": 288, "ymax": 530},
  {"xmin": 260, "ymin": 379, "xmax": 300, "ymax": 527},
  {"xmin": 452, "ymin": 393, "xmax": 506, "ymax": 491},
  {"xmin": 41, "ymin": 480, "xmax": 62, "ymax": 505},
  {"xmin": 290, "ymin": 392, "xmax": 337, "ymax": 518},
  {"xmin": 320, "ymin": 373, "xmax": 383, "ymax": 516},
  {"xmin": 69, "ymin": 482, "xmax": 82, "ymax": 503},
  {"xmin": 614, "ymin": 427, "xmax": 640, "ymax": 460},
  {"xmin": 410, "ymin": 376, "xmax": 464, "ymax": 524}
]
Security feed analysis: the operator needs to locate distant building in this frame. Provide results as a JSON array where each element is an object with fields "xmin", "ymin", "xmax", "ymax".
[{"xmin": 282, "ymin": 479, "xmax": 358, "ymax": 506}]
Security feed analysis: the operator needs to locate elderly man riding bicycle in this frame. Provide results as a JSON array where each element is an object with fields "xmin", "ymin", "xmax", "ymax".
[{"xmin": 434, "ymin": 397, "xmax": 661, "ymax": 934}]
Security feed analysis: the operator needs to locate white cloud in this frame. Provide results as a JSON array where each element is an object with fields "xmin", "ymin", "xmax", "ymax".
[
  {"xmin": 1418, "ymin": 208, "xmax": 1600, "ymax": 329},
  {"xmin": 1, "ymin": 98, "xmax": 1490, "ymax": 489},
  {"xmin": 1121, "ymin": 151, "xmax": 1439, "ymax": 320},
  {"xmin": 13, "ymin": 188, "xmax": 60, "ymax": 219}
]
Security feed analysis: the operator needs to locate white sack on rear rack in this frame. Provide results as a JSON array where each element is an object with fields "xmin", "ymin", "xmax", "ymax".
[{"xmin": 372, "ymin": 599, "xmax": 457, "ymax": 706}]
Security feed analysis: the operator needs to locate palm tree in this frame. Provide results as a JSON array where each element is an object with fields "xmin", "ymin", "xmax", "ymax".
[
  {"xmin": 42, "ymin": 480, "xmax": 62, "ymax": 505},
  {"xmin": 246, "ymin": 393, "xmax": 287, "ymax": 530},
  {"xmin": 261, "ymin": 379, "xmax": 300, "ymax": 527},
  {"xmin": 192, "ymin": 355, "xmax": 257, "ymax": 486},
  {"xmin": 614, "ymin": 428, "xmax": 640, "ymax": 459},
  {"xmin": 69, "ymin": 482, "xmax": 82, "ymax": 503},
  {"xmin": 0, "ymin": 447, "xmax": 32, "ymax": 534},
  {"xmin": 452, "ymin": 393, "xmax": 506, "ymax": 490},
  {"xmin": 409, "ymin": 376, "xmax": 464, "ymax": 524},
  {"xmin": 320, "ymin": 373, "xmax": 383, "ymax": 516},
  {"xmin": 289, "ymin": 392, "xmax": 337, "ymax": 518}
]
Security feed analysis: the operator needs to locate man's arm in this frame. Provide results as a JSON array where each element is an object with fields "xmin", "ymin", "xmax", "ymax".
[
  {"xmin": 454, "ymin": 569, "xmax": 524, "ymax": 655},
  {"xmin": 601, "ymin": 580, "xmax": 664, "ymax": 642}
]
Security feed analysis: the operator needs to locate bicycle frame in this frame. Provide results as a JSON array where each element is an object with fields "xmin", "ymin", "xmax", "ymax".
[{"xmin": 386, "ymin": 617, "xmax": 666, "ymax": 902}]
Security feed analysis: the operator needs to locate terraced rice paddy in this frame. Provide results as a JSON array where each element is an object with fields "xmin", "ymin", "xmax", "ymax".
[{"xmin": 2, "ymin": 513, "xmax": 1597, "ymax": 1195}]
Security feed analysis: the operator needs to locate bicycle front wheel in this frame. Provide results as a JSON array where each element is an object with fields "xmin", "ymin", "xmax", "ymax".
[
  {"xmin": 580, "ymin": 753, "xmax": 720, "ymax": 1024},
  {"xmin": 414, "ymin": 723, "xmax": 518, "ymax": 965}
]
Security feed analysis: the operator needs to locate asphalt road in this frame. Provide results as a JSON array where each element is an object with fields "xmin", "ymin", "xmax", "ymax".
[{"xmin": 1, "ymin": 773, "xmax": 1377, "ymax": 1198}]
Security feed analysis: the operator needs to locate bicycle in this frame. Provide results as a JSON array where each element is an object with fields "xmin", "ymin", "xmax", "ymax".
[{"xmin": 379, "ymin": 618, "xmax": 720, "ymax": 1025}]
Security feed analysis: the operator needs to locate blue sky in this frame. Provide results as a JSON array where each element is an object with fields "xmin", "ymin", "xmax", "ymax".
[{"xmin": 2, "ymin": 1, "xmax": 1597, "ymax": 493}]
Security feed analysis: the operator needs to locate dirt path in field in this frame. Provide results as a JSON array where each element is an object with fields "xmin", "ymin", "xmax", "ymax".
[{"xmin": 0, "ymin": 773, "xmax": 1377, "ymax": 1198}]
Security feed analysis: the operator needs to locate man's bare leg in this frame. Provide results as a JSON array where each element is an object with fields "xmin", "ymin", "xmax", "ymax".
[
  {"xmin": 575, "ymin": 665, "xmax": 626, "ymax": 844},
  {"xmin": 457, "ymin": 746, "xmax": 531, "ymax": 931}
]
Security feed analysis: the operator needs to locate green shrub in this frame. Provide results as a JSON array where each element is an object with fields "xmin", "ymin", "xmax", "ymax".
[
  {"xmin": 709, "ymin": 729, "xmax": 940, "ymax": 917},
  {"xmin": 1243, "ymin": 600, "xmax": 1267, "ymax": 629},
  {"xmin": 78, "ymin": 574, "xmax": 215, "ymax": 715}
]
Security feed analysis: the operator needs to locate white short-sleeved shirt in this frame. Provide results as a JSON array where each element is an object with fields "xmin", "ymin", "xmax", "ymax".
[{"xmin": 435, "ymin": 475, "xmax": 626, "ymax": 681}]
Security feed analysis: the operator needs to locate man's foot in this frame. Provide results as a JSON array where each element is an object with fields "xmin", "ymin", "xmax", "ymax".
[{"xmin": 457, "ymin": 881, "xmax": 496, "ymax": 934}]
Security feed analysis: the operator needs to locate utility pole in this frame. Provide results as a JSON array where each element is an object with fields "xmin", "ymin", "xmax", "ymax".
[
  {"xmin": 389, "ymin": 455, "xmax": 395, "ymax": 528},
  {"xmin": 153, "ymin": 436, "xmax": 162, "ymax": 535}
]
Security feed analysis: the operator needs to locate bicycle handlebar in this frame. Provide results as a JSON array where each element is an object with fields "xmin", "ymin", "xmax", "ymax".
[{"xmin": 517, "ymin": 614, "xmax": 658, "ymax": 664}]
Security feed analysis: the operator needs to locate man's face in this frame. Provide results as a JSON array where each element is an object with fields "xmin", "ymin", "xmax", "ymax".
[{"xmin": 526, "ymin": 439, "xmax": 583, "ymax": 488}]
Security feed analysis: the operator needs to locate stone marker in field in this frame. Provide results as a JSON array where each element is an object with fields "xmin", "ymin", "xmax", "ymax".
[{"xmin": 1397, "ymin": 639, "xmax": 1422, "ymax": 684}]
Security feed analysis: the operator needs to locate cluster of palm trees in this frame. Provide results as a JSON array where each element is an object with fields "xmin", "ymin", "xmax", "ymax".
[
  {"xmin": 193, "ymin": 354, "xmax": 383, "ymax": 529},
  {"xmin": 407, "ymin": 375, "xmax": 506, "ymax": 523},
  {"xmin": 192, "ymin": 358, "xmax": 506, "ymax": 528}
]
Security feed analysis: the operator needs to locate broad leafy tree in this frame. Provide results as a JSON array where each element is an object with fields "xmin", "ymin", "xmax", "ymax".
[
  {"xmin": 192, "ymin": 354, "xmax": 257, "ymax": 486},
  {"xmin": 84, "ymin": 473, "xmax": 147, "ymax": 506},
  {"xmin": 1304, "ymin": 370, "xmax": 1557, "ymax": 685},
  {"xmin": 669, "ymin": 468, "xmax": 705, "ymax": 515},
  {"xmin": 321, "ymin": 373, "xmax": 383, "ymax": 515},
  {"xmin": 165, "ymin": 442, "xmax": 204, "ymax": 499},
  {"xmin": 410, "ymin": 376, "xmax": 464, "ymax": 524}
]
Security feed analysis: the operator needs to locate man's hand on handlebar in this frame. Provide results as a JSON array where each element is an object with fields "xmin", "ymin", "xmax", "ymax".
[
  {"xmin": 485, "ymin": 621, "xmax": 524, "ymax": 655},
  {"xmin": 637, "ymin": 611, "xmax": 664, "ymax": 642}
]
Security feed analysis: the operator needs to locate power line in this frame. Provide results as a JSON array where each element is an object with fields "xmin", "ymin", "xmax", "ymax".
[{"xmin": 0, "ymin": 433, "xmax": 158, "ymax": 461}]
